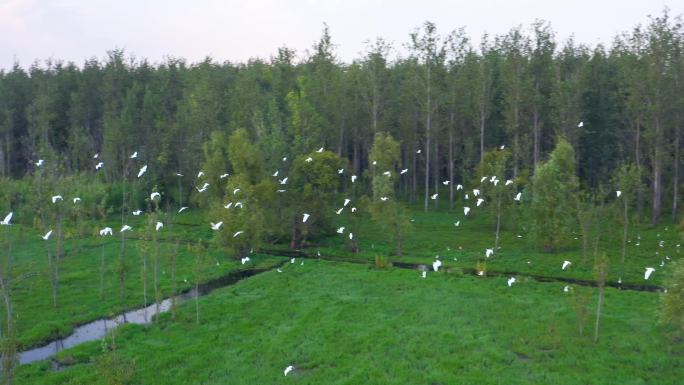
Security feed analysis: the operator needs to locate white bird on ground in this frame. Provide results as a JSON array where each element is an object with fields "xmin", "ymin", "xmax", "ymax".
[
  {"xmin": 150, "ymin": 192, "xmax": 161, "ymax": 201},
  {"xmin": 351, "ymin": 207, "xmax": 357, "ymax": 212},
  {"xmin": 442, "ymin": 180, "xmax": 450, "ymax": 185},
  {"xmin": 284, "ymin": 365, "xmax": 294, "ymax": 376},
  {"xmin": 224, "ymin": 202, "xmax": 233, "ymax": 209},
  {"xmin": 644, "ymin": 267, "xmax": 655, "ymax": 280},
  {"xmin": 137, "ymin": 165, "xmax": 147, "ymax": 178},
  {"xmin": 279, "ymin": 177, "xmax": 288, "ymax": 185},
  {"xmin": 195, "ymin": 183, "xmax": 209, "ymax": 193},
  {"xmin": 41, "ymin": 230, "xmax": 53, "ymax": 240},
  {"xmin": 507, "ymin": 277, "xmax": 516, "ymax": 287},
  {"xmin": 577, "ymin": 121, "xmax": 584, "ymax": 128},
  {"xmin": 563, "ymin": 286, "xmax": 570, "ymax": 292},
  {"xmin": 421, "ymin": 271, "xmax": 427, "ymax": 278},
  {"xmin": 336, "ymin": 208, "xmax": 343, "ymax": 215},
  {"xmin": 485, "ymin": 248, "xmax": 494, "ymax": 258},
  {"xmin": 233, "ymin": 188, "xmax": 240, "ymax": 195},
  {"xmin": 454, "ymin": 221, "xmax": 460, "ymax": 227},
  {"xmin": 52, "ymin": 195, "xmax": 63, "ymax": 204},
  {"xmin": 132, "ymin": 210, "xmax": 143, "ymax": 216},
  {"xmin": 372, "ymin": 161, "xmax": 377, "ymax": 165},
  {"xmin": 473, "ymin": 189, "xmax": 480, "ymax": 196},
  {"xmin": 291, "ymin": 258, "xmax": 296, "ymax": 264},
  {"xmin": 277, "ymin": 268, "xmax": 283, "ymax": 273},
  {"xmin": 343, "ymin": 198, "xmax": 351, "ymax": 207},
  {"xmin": 219, "ymin": 173, "xmax": 230, "ymax": 179},
  {"xmin": 562, "ymin": 260, "xmax": 572, "ymax": 270},
  {"xmin": 476, "ymin": 198, "xmax": 485, "ymax": 207},
  {"xmin": 338, "ymin": 168, "xmax": 344, "ymax": 174},
  {"xmin": 383, "ymin": 171, "xmax": 391, "ymax": 177},
  {"xmin": 317, "ymin": 147, "xmax": 324, "ymax": 152},
  {"xmin": 277, "ymin": 189, "xmax": 286, "ymax": 193},
  {"xmin": 153, "ymin": 221, "xmax": 163, "ymax": 231},
  {"xmin": 464, "ymin": 207, "xmax": 471, "ymax": 216},
  {"xmin": 456, "ymin": 184, "xmax": 463, "ymax": 191},
  {"xmin": 400, "ymin": 168, "xmax": 408, "ymax": 174},
  {"xmin": 464, "ymin": 193, "xmax": 469, "ymax": 200},
  {"xmin": 95, "ymin": 162, "xmax": 104, "ymax": 170},
  {"xmin": 178, "ymin": 207, "xmax": 188, "ymax": 213},
  {"xmin": 305, "ymin": 157, "xmax": 313, "ymax": 162},
  {"xmin": 351, "ymin": 175, "xmax": 357, "ymax": 183},
  {"xmin": 273, "ymin": 170, "xmax": 279, "ymax": 177},
  {"xmin": 197, "ymin": 171, "xmax": 204, "ymax": 178},
  {"xmin": 241, "ymin": 257, "xmax": 250, "ymax": 265},
  {"xmin": 380, "ymin": 197, "xmax": 389, "ymax": 201},
  {"xmin": 99, "ymin": 227, "xmax": 113, "ymax": 236},
  {"xmin": 431, "ymin": 193, "xmax": 438, "ymax": 200},
  {"xmin": 432, "ymin": 259, "xmax": 442, "ymax": 272},
  {"xmin": 337, "ymin": 227, "xmax": 345, "ymax": 234},
  {"xmin": 616, "ymin": 190, "xmax": 622, "ymax": 198},
  {"xmin": 36, "ymin": 159, "xmax": 44, "ymax": 167},
  {"xmin": 302, "ymin": 213, "xmax": 310, "ymax": 223},
  {"xmin": 349, "ymin": 233, "xmax": 353, "ymax": 240},
  {"xmin": 130, "ymin": 151, "xmax": 138, "ymax": 159},
  {"xmin": 233, "ymin": 231, "xmax": 244, "ymax": 237},
  {"xmin": 235, "ymin": 202, "xmax": 243, "ymax": 208},
  {"xmin": 73, "ymin": 197, "xmax": 81, "ymax": 204},
  {"xmin": 120, "ymin": 225, "xmax": 132, "ymax": 232},
  {"xmin": 480, "ymin": 176, "xmax": 487, "ymax": 183},
  {"xmin": 175, "ymin": 172, "xmax": 184, "ymax": 177},
  {"xmin": 514, "ymin": 192, "xmax": 522, "ymax": 201},
  {"xmin": 210, "ymin": 222, "xmax": 223, "ymax": 231}
]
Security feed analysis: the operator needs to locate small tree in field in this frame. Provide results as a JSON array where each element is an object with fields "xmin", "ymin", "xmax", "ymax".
[
  {"xmin": 529, "ymin": 137, "xmax": 579, "ymax": 251},
  {"xmin": 660, "ymin": 257, "xmax": 684, "ymax": 342},
  {"xmin": 477, "ymin": 148, "xmax": 513, "ymax": 250}
]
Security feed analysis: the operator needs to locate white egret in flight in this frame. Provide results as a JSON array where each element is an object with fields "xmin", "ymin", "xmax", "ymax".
[
  {"xmin": 562, "ymin": 260, "xmax": 572, "ymax": 270},
  {"xmin": 302, "ymin": 213, "xmax": 310, "ymax": 223},
  {"xmin": 463, "ymin": 207, "xmax": 470, "ymax": 216},
  {"xmin": 507, "ymin": 277, "xmax": 516, "ymax": 287},
  {"xmin": 137, "ymin": 165, "xmax": 147, "ymax": 178},
  {"xmin": 155, "ymin": 222, "xmax": 163, "ymax": 231},
  {"xmin": 120, "ymin": 225, "xmax": 132, "ymax": 232},
  {"xmin": 132, "ymin": 210, "xmax": 143, "ymax": 216},
  {"xmin": 210, "ymin": 222, "xmax": 223, "ymax": 231},
  {"xmin": 52, "ymin": 195, "xmax": 63, "ymax": 204},
  {"xmin": 644, "ymin": 267, "xmax": 655, "ymax": 280},
  {"xmin": 41, "ymin": 230, "xmax": 53, "ymax": 240}
]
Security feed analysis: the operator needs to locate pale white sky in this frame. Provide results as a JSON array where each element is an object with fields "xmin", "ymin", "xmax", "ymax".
[{"xmin": 0, "ymin": 0, "xmax": 680, "ymax": 69}]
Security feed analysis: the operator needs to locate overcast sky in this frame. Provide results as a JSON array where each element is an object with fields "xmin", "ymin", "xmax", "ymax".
[{"xmin": 0, "ymin": 0, "xmax": 681, "ymax": 70}]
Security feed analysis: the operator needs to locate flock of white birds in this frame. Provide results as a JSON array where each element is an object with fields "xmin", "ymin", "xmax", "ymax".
[{"xmin": 0, "ymin": 125, "xmax": 678, "ymax": 376}]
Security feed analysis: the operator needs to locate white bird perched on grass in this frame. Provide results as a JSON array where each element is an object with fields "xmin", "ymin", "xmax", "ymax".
[
  {"xmin": 284, "ymin": 365, "xmax": 294, "ymax": 376},
  {"xmin": 480, "ymin": 176, "xmax": 487, "ymax": 183},
  {"xmin": 305, "ymin": 157, "xmax": 313, "ymax": 163},
  {"xmin": 616, "ymin": 190, "xmax": 622, "ymax": 198},
  {"xmin": 291, "ymin": 258, "xmax": 296, "ymax": 264},
  {"xmin": 335, "ymin": 208, "xmax": 343, "ymax": 214},
  {"xmin": 463, "ymin": 207, "xmax": 470, "ymax": 216},
  {"xmin": 464, "ymin": 193, "xmax": 469, "ymax": 200},
  {"xmin": 224, "ymin": 202, "xmax": 233, "ymax": 209},
  {"xmin": 36, "ymin": 159, "xmax": 44, "ymax": 167},
  {"xmin": 562, "ymin": 260, "xmax": 572, "ymax": 270},
  {"xmin": 380, "ymin": 197, "xmax": 389, "ymax": 201},
  {"xmin": 130, "ymin": 151, "xmax": 138, "ymax": 159},
  {"xmin": 235, "ymin": 202, "xmax": 243, "ymax": 208},
  {"xmin": 197, "ymin": 171, "xmax": 204, "ymax": 178},
  {"xmin": 507, "ymin": 277, "xmax": 516, "ymax": 287},
  {"xmin": 120, "ymin": 225, "xmax": 132, "ymax": 232},
  {"xmin": 241, "ymin": 256, "xmax": 250, "ymax": 265},
  {"xmin": 577, "ymin": 121, "xmax": 584, "ymax": 128},
  {"xmin": 431, "ymin": 193, "xmax": 438, "ymax": 200},
  {"xmin": 196, "ymin": 183, "xmax": 209, "ymax": 193},
  {"xmin": 178, "ymin": 206, "xmax": 188, "ymax": 213},
  {"xmin": 150, "ymin": 192, "xmax": 161, "ymax": 201},
  {"xmin": 233, "ymin": 188, "xmax": 240, "ymax": 195},
  {"xmin": 41, "ymin": 230, "xmax": 53, "ymax": 240},
  {"xmin": 349, "ymin": 233, "xmax": 353, "ymax": 240},
  {"xmin": 400, "ymin": 168, "xmax": 408, "ymax": 174},
  {"xmin": 155, "ymin": 222, "xmax": 163, "ymax": 231},
  {"xmin": 279, "ymin": 177, "xmax": 288, "ymax": 185},
  {"xmin": 95, "ymin": 162, "xmax": 104, "ymax": 170},
  {"xmin": 456, "ymin": 184, "xmax": 463, "ymax": 191},
  {"xmin": 52, "ymin": 195, "xmax": 63, "ymax": 204},
  {"xmin": 351, "ymin": 175, "xmax": 357, "ymax": 183},
  {"xmin": 99, "ymin": 227, "xmax": 113, "ymax": 236},
  {"xmin": 563, "ymin": 286, "xmax": 570, "ymax": 292},
  {"xmin": 137, "ymin": 165, "xmax": 147, "ymax": 178},
  {"xmin": 132, "ymin": 210, "xmax": 143, "ymax": 216},
  {"xmin": 233, "ymin": 230, "xmax": 243, "ymax": 237},
  {"xmin": 337, "ymin": 168, "xmax": 344, "ymax": 174},
  {"xmin": 454, "ymin": 221, "xmax": 460, "ymax": 227},
  {"xmin": 442, "ymin": 180, "xmax": 450, "ymax": 185},
  {"xmin": 351, "ymin": 207, "xmax": 357, "ymax": 212},
  {"xmin": 473, "ymin": 189, "xmax": 480, "ymax": 196},
  {"xmin": 343, "ymin": 198, "xmax": 351, "ymax": 207},
  {"xmin": 219, "ymin": 173, "xmax": 230, "ymax": 179},
  {"xmin": 485, "ymin": 248, "xmax": 494, "ymax": 258},
  {"xmin": 210, "ymin": 222, "xmax": 223, "ymax": 231},
  {"xmin": 514, "ymin": 192, "xmax": 522, "ymax": 201},
  {"xmin": 73, "ymin": 197, "xmax": 81, "ymax": 204},
  {"xmin": 421, "ymin": 271, "xmax": 427, "ymax": 278},
  {"xmin": 432, "ymin": 259, "xmax": 442, "ymax": 272},
  {"xmin": 644, "ymin": 267, "xmax": 655, "ymax": 280},
  {"xmin": 317, "ymin": 147, "xmax": 324, "ymax": 153},
  {"xmin": 337, "ymin": 226, "xmax": 345, "ymax": 234},
  {"xmin": 383, "ymin": 171, "xmax": 391, "ymax": 177},
  {"xmin": 302, "ymin": 213, "xmax": 310, "ymax": 223},
  {"xmin": 272, "ymin": 170, "xmax": 279, "ymax": 177},
  {"xmin": 476, "ymin": 198, "xmax": 485, "ymax": 207}
]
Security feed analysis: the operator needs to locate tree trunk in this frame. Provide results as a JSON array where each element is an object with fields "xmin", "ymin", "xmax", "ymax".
[
  {"xmin": 672, "ymin": 119, "xmax": 680, "ymax": 224},
  {"xmin": 635, "ymin": 117, "xmax": 643, "ymax": 224},
  {"xmin": 448, "ymin": 130, "xmax": 454, "ymax": 210},
  {"xmin": 594, "ymin": 283, "xmax": 605, "ymax": 344},
  {"xmin": 621, "ymin": 200, "xmax": 628, "ymax": 263},
  {"xmin": 533, "ymin": 107, "xmax": 540, "ymax": 170},
  {"xmin": 652, "ymin": 117, "xmax": 662, "ymax": 225},
  {"xmin": 433, "ymin": 138, "xmax": 439, "ymax": 209},
  {"xmin": 424, "ymin": 65, "xmax": 431, "ymax": 212}
]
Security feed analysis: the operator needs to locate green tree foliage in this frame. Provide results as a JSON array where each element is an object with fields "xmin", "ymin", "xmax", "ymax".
[
  {"xmin": 528, "ymin": 137, "xmax": 579, "ymax": 251},
  {"xmin": 660, "ymin": 258, "xmax": 684, "ymax": 341}
]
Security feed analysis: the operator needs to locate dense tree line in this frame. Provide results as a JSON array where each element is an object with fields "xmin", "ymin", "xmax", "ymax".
[{"xmin": 0, "ymin": 12, "xmax": 681, "ymax": 224}]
